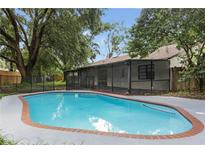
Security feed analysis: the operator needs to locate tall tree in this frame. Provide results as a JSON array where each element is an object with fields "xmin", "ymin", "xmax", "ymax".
[
  {"xmin": 0, "ymin": 9, "xmax": 105, "ymax": 81},
  {"xmin": 128, "ymin": 9, "xmax": 205, "ymax": 91},
  {"xmin": 32, "ymin": 48, "xmax": 61, "ymax": 76},
  {"xmin": 46, "ymin": 9, "xmax": 105, "ymax": 71},
  {"xmin": 104, "ymin": 23, "xmax": 126, "ymax": 58},
  {"xmin": 0, "ymin": 9, "xmax": 54, "ymax": 81}
]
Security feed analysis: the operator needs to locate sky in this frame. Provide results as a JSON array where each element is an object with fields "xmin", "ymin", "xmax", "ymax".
[{"xmin": 94, "ymin": 8, "xmax": 141, "ymax": 61}]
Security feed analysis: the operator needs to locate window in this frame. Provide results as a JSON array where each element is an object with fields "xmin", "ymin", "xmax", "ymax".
[{"xmin": 138, "ymin": 64, "xmax": 154, "ymax": 80}]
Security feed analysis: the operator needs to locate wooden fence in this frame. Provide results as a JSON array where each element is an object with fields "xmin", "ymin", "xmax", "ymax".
[
  {"xmin": 0, "ymin": 70, "xmax": 21, "ymax": 86},
  {"xmin": 171, "ymin": 67, "xmax": 205, "ymax": 91}
]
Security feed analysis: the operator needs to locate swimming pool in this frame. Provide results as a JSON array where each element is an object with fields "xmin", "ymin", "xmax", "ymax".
[{"xmin": 20, "ymin": 92, "xmax": 198, "ymax": 138}]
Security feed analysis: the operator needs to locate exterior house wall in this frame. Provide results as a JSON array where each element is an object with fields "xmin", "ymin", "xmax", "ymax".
[
  {"xmin": 131, "ymin": 61, "xmax": 152, "ymax": 90},
  {"xmin": 131, "ymin": 60, "xmax": 170, "ymax": 91}
]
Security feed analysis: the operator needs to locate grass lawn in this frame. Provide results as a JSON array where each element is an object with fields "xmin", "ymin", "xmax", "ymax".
[
  {"xmin": 0, "ymin": 80, "xmax": 66, "ymax": 94},
  {"xmin": 0, "ymin": 93, "xmax": 8, "ymax": 99},
  {"xmin": 36, "ymin": 80, "xmax": 65, "ymax": 86},
  {"xmin": 0, "ymin": 135, "xmax": 15, "ymax": 145}
]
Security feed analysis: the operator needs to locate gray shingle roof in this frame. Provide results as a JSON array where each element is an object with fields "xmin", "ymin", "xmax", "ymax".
[
  {"xmin": 145, "ymin": 44, "xmax": 183, "ymax": 59},
  {"xmin": 87, "ymin": 44, "xmax": 182, "ymax": 67}
]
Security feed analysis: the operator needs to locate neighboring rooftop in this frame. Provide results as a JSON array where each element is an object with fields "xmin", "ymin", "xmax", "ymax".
[
  {"xmin": 87, "ymin": 44, "xmax": 183, "ymax": 67},
  {"xmin": 88, "ymin": 55, "xmax": 130, "ymax": 67},
  {"xmin": 145, "ymin": 44, "xmax": 183, "ymax": 60}
]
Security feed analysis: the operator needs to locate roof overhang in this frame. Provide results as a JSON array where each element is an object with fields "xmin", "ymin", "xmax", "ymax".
[{"xmin": 64, "ymin": 58, "xmax": 169, "ymax": 73}]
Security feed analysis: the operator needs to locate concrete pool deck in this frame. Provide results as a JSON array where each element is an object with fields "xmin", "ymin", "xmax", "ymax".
[{"xmin": 0, "ymin": 90, "xmax": 205, "ymax": 144}]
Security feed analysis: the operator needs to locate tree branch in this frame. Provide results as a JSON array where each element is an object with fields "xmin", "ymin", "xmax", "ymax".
[
  {"xmin": 0, "ymin": 54, "xmax": 16, "ymax": 63},
  {"xmin": 16, "ymin": 19, "xmax": 30, "ymax": 50},
  {"xmin": 178, "ymin": 37, "xmax": 194, "ymax": 66},
  {"xmin": 0, "ymin": 41, "xmax": 17, "ymax": 51},
  {"xmin": 3, "ymin": 9, "xmax": 20, "ymax": 45},
  {"xmin": 28, "ymin": 9, "xmax": 54, "ymax": 69},
  {"xmin": 199, "ymin": 42, "xmax": 205, "ymax": 57},
  {"xmin": 0, "ymin": 27, "xmax": 16, "ymax": 44}
]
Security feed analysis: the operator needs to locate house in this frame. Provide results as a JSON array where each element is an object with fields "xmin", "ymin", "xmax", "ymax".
[{"xmin": 64, "ymin": 44, "xmax": 184, "ymax": 94}]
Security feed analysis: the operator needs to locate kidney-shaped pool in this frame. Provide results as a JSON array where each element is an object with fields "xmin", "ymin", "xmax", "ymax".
[{"xmin": 20, "ymin": 92, "xmax": 203, "ymax": 139}]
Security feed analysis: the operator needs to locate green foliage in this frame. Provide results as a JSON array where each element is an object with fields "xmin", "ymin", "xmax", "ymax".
[
  {"xmin": 128, "ymin": 9, "xmax": 174, "ymax": 57},
  {"xmin": 0, "ymin": 9, "xmax": 106, "ymax": 79},
  {"xmin": 33, "ymin": 48, "xmax": 62, "ymax": 76},
  {"xmin": 0, "ymin": 134, "xmax": 16, "ymax": 145},
  {"xmin": 128, "ymin": 9, "xmax": 205, "ymax": 90},
  {"xmin": 0, "ymin": 93, "xmax": 7, "ymax": 99},
  {"xmin": 36, "ymin": 81, "xmax": 65, "ymax": 87},
  {"xmin": 0, "ymin": 59, "xmax": 7, "ymax": 69},
  {"xmin": 104, "ymin": 23, "xmax": 127, "ymax": 58},
  {"xmin": 0, "ymin": 8, "xmax": 55, "ymax": 80},
  {"xmin": 47, "ymin": 9, "xmax": 106, "ymax": 71}
]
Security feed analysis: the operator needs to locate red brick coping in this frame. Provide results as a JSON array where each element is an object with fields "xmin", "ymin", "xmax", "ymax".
[{"xmin": 18, "ymin": 90, "xmax": 204, "ymax": 140}]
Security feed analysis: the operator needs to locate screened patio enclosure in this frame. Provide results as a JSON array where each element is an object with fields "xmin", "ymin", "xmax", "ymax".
[{"xmin": 64, "ymin": 59, "xmax": 170, "ymax": 94}]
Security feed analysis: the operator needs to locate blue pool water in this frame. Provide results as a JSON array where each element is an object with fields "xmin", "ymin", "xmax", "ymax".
[{"xmin": 23, "ymin": 92, "xmax": 192, "ymax": 135}]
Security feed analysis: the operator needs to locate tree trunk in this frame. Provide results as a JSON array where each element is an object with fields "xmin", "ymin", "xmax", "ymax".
[
  {"xmin": 24, "ymin": 69, "xmax": 32, "ymax": 83},
  {"xmin": 196, "ymin": 77, "xmax": 204, "ymax": 92},
  {"xmin": 199, "ymin": 78, "xmax": 204, "ymax": 92},
  {"xmin": 9, "ymin": 62, "xmax": 14, "ymax": 72},
  {"xmin": 17, "ymin": 64, "xmax": 32, "ymax": 83},
  {"xmin": 0, "ymin": 9, "xmax": 53, "ymax": 84}
]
